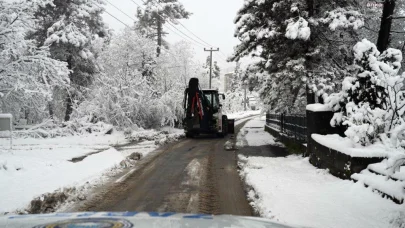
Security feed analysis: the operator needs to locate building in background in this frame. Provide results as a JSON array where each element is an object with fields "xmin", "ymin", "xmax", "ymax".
[{"xmin": 224, "ymin": 72, "xmax": 235, "ymax": 92}]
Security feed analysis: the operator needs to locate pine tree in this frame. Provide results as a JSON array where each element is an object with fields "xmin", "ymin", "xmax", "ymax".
[
  {"xmin": 205, "ymin": 56, "xmax": 220, "ymax": 79},
  {"xmin": 136, "ymin": 0, "xmax": 191, "ymax": 57},
  {"xmin": 29, "ymin": 0, "xmax": 108, "ymax": 121},
  {"xmin": 231, "ymin": 0, "xmax": 363, "ymax": 113}
]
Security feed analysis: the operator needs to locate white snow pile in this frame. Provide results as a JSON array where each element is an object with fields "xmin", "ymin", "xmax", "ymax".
[
  {"xmin": 13, "ymin": 118, "xmax": 114, "ymax": 139},
  {"xmin": 368, "ymin": 159, "xmax": 405, "ymax": 181},
  {"xmin": 352, "ymin": 168, "xmax": 405, "ymax": 203},
  {"xmin": 0, "ymin": 131, "xmax": 128, "ymax": 214},
  {"xmin": 128, "ymin": 127, "xmax": 185, "ymax": 145},
  {"xmin": 238, "ymin": 155, "xmax": 405, "ymax": 228}
]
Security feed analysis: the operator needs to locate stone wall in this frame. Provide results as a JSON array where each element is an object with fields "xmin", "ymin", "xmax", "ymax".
[
  {"xmin": 306, "ymin": 109, "xmax": 385, "ymax": 180},
  {"xmin": 265, "ymin": 108, "xmax": 387, "ymax": 180}
]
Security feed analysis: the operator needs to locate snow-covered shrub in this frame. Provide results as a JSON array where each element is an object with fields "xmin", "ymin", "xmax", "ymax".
[
  {"xmin": 327, "ymin": 39, "xmax": 405, "ymax": 147},
  {"xmin": 13, "ymin": 118, "xmax": 113, "ymax": 138}
]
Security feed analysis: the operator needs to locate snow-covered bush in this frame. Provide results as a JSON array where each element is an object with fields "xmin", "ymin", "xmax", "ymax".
[{"xmin": 327, "ymin": 39, "xmax": 405, "ymax": 148}]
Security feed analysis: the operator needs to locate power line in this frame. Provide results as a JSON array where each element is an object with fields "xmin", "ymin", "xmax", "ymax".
[
  {"xmin": 113, "ymin": 0, "xmax": 196, "ymax": 47},
  {"xmin": 103, "ymin": 10, "xmax": 132, "ymax": 29},
  {"xmin": 150, "ymin": 0, "xmax": 214, "ymax": 48},
  {"xmin": 105, "ymin": 0, "xmax": 137, "ymax": 22},
  {"xmin": 133, "ymin": 0, "xmax": 208, "ymax": 48},
  {"xmin": 100, "ymin": 1, "xmax": 204, "ymax": 62},
  {"xmin": 146, "ymin": 0, "xmax": 232, "ymax": 63}
]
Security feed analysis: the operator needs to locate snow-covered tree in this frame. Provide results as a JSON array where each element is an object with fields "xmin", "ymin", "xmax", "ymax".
[
  {"xmin": 0, "ymin": 1, "xmax": 70, "ymax": 122},
  {"xmin": 205, "ymin": 56, "xmax": 220, "ymax": 79},
  {"xmin": 136, "ymin": 0, "xmax": 191, "ymax": 56},
  {"xmin": 75, "ymin": 29, "xmax": 158, "ymax": 128},
  {"xmin": 29, "ymin": 0, "xmax": 109, "ymax": 121},
  {"xmin": 76, "ymin": 30, "xmax": 203, "ymax": 129},
  {"xmin": 231, "ymin": 0, "xmax": 364, "ymax": 113}
]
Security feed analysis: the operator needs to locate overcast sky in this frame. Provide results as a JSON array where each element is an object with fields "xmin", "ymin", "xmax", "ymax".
[{"xmin": 103, "ymin": 0, "xmax": 244, "ymax": 73}]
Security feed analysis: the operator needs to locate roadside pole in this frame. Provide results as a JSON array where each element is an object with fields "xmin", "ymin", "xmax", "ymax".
[
  {"xmin": 204, "ymin": 48, "xmax": 219, "ymax": 89},
  {"xmin": 243, "ymin": 81, "xmax": 247, "ymax": 111}
]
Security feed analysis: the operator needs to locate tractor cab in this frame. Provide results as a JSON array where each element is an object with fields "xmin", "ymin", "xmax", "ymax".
[{"xmin": 200, "ymin": 89, "xmax": 224, "ymax": 114}]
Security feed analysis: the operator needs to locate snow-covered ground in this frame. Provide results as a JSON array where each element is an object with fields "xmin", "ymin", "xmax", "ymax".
[
  {"xmin": 237, "ymin": 116, "xmax": 283, "ymax": 147},
  {"xmin": 237, "ymin": 118, "xmax": 405, "ymax": 228},
  {"xmin": 0, "ymin": 128, "xmax": 184, "ymax": 214}
]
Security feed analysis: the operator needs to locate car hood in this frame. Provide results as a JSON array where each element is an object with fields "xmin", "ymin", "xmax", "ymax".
[{"xmin": 0, "ymin": 212, "xmax": 301, "ymax": 228}]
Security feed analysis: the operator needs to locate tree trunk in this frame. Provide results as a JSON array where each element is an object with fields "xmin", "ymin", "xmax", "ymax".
[
  {"xmin": 64, "ymin": 95, "xmax": 73, "ymax": 122},
  {"xmin": 377, "ymin": 0, "xmax": 396, "ymax": 52},
  {"xmin": 307, "ymin": 0, "xmax": 314, "ymax": 16},
  {"xmin": 156, "ymin": 13, "xmax": 162, "ymax": 57},
  {"xmin": 64, "ymin": 55, "xmax": 73, "ymax": 121},
  {"xmin": 48, "ymin": 101, "xmax": 54, "ymax": 119},
  {"xmin": 306, "ymin": 85, "xmax": 315, "ymax": 105}
]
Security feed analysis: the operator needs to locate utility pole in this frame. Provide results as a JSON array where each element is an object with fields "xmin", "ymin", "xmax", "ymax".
[
  {"xmin": 243, "ymin": 81, "xmax": 247, "ymax": 111},
  {"xmin": 204, "ymin": 47, "xmax": 219, "ymax": 89}
]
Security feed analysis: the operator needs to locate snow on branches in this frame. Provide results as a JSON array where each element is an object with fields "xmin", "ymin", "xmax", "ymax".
[
  {"xmin": 75, "ymin": 30, "xmax": 197, "ymax": 129},
  {"xmin": 319, "ymin": 8, "xmax": 364, "ymax": 31},
  {"xmin": 0, "ymin": 1, "xmax": 70, "ymax": 121},
  {"xmin": 231, "ymin": 0, "xmax": 364, "ymax": 113},
  {"xmin": 327, "ymin": 39, "xmax": 405, "ymax": 148},
  {"xmin": 285, "ymin": 17, "xmax": 311, "ymax": 41}
]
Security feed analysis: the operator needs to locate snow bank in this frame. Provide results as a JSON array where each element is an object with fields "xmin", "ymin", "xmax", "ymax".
[
  {"xmin": 0, "ymin": 147, "xmax": 124, "ymax": 214},
  {"xmin": 312, "ymin": 134, "xmax": 390, "ymax": 158},
  {"xmin": 368, "ymin": 160, "xmax": 405, "ymax": 181},
  {"xmin": 0, "ymin": 131, "xmax": 127, "ymax": 148},
  {"xmin": 306, "ymin": 103, "xmax": 331, "ymax": 112},
  {"xmin": 227, "ymin": 110, "xmax": 261, "ymax": 120},
  {"xmin": 0, "ymin": 127, "xmax": 186, "ymax": 214},
  {"xmin": 129, "ymin": 127, "xmax": 184, "ymax": 145},
  {"xmin": 352, "ymin": 169, "xmax": 405, "ymax": 202},
  {"xmin": 239, "ymin": 155, "xmax": 403, "ymax": 228}
]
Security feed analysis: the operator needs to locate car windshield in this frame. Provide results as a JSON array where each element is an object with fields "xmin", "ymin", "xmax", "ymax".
[{"xmin": 1, "ymin": 1, "xmax": 403, "ymax": 228}]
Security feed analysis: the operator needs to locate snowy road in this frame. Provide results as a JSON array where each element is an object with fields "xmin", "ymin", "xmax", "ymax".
[{"xmin": 71, "ymin": 119, "xmax": 255, "ymax": 215}]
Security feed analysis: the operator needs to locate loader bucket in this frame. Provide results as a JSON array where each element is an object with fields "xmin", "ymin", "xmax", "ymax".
[{"xmin": 228, "ymin": 119, "xmax": 235, "ymax": 134}]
